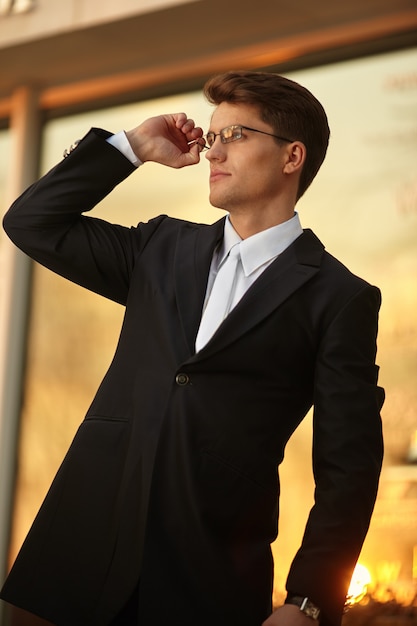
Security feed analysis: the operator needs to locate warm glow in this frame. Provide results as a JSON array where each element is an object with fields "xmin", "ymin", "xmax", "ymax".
[{"xmin": 346, "ymin": 564, "xmax": 372, "ymax": 607}]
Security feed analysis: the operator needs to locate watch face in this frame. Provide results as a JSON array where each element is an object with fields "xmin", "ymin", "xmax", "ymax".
[
  {"xmin": 300, "ymin": 598, "xmax": 321, "ymax": 620},
  {"xmin": 304, "ymin": 604, "xmax": 321, "ymax": 619},
  {"xmin": 287, "ymin": 596, "xmax": 321, "ymax": 620}
]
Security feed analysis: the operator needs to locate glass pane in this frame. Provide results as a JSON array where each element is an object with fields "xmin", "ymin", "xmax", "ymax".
[
  {"xmin": 8, "ymin": 91, "xmax": 216, "ymax": 561},
  {"xmin": 275, "ymin": 46, "xmax": 417, "ymax": 607}
]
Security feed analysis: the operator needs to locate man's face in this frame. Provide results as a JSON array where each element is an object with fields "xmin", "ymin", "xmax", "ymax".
[{"xmin": 205, "ymin": 101, "xmax": 291, "ymax": 216}]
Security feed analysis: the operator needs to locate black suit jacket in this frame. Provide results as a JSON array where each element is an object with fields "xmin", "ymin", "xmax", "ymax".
[{"xmin": 1, "ymin": 129, "xmax": 384, "ymax": 626}]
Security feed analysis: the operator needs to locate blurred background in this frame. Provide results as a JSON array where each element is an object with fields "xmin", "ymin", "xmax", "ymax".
[{"xmin": 0, "ymin": 1, "xmax": 416, "ymax": 624}]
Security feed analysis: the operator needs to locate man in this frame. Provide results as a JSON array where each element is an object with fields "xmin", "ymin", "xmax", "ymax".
[{"xmin": 1, "ymin": 71, "xmax": 384, "ymax": 626}]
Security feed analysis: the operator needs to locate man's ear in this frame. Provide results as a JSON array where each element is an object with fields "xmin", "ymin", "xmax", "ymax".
[{"xmin": 283, "ymin": 141, "xmax": 306, "ymax": 175}]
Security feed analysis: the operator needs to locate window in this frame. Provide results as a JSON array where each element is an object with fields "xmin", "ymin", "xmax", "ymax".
[{"xmin": 7, "ymin": 46, "xmax": 417, "ymax": 606}]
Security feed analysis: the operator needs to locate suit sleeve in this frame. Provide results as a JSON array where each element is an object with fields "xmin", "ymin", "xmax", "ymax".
[
  {"xmin": 286, "ymin": 283, "xmax": 384, "ymax": 626},
  {"xmin": 2, "ymin": 128, "xmax": 159, "ymax": 305}
]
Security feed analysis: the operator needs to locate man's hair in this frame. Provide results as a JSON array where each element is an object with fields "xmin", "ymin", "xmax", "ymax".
[{"xmin": 204, "ymin": 70, "xmax": 330, "ymax": 200}]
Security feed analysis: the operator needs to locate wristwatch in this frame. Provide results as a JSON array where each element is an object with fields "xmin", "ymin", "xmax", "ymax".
[{"xmin": 285, "ymin": 595, "xmax": 321, "ymax": 620}]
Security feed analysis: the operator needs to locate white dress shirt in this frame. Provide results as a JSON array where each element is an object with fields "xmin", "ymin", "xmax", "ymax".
[{"xmin": 202, "ymin": 213, "xmax": 303, "ymax": 317}]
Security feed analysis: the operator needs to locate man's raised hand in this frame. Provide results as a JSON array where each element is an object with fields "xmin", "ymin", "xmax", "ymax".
[{"xmin": 126, "ymin": 113, "xmax": 205, "ymax": 169}]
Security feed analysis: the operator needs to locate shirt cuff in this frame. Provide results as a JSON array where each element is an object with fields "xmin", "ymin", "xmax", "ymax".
[{"xmin": 106, "ymin": 131, "xmax": 143, "ymax": 167}]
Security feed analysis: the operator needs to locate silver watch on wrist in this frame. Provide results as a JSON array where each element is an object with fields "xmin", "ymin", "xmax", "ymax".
[{"xmin": 285, "ymin": 595, "xmax": 321, "ymax": 620}]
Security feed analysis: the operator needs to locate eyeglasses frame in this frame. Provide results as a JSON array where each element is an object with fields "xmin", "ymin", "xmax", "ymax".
[{"xmin": 202, "ymin": 124, "xmax": 295, "ymax": 150}]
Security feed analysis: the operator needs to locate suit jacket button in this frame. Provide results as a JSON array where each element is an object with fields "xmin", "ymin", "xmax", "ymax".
[{"xmin": 176, "ymin": 373, "xmax": 190, "ymax": 386}]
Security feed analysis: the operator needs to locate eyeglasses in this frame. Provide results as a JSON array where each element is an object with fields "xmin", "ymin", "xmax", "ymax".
[{"xmin": 202, "ymin": 124, "xmax": 294, "ymax": 149}]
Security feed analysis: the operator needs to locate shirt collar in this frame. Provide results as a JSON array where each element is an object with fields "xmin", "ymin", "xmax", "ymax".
[{"xmin": 219, "ymin": 213, "xmax": 303, "ymax": 276}]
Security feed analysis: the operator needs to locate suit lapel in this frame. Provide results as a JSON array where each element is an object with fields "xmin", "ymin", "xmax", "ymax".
[
  {"xmin": 174, "ymin": 217, "xmax": 225, "ymax": 354},
  {"xmin": 191, "ymin": 229, "xmax": 324, "ymax": 359}
]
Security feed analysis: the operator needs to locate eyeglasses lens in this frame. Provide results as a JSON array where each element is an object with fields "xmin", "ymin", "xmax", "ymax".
[
  {"xmin": 205, "ymin": 125, "xmax": 243, "ymax": 148},
  {"xmin": 222, "ymin": 126, "xmax": 242, "ymax": 143}
]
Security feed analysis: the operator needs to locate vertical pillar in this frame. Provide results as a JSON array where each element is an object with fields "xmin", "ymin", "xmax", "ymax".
[{"xmin": 0, "ymin": 86, "xmax": 41, "ymax": 622}]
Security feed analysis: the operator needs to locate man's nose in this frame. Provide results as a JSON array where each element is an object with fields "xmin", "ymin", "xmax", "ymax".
[{"xmin": 205, "ymin": 138, "xmax": 225, "ymax": 161}]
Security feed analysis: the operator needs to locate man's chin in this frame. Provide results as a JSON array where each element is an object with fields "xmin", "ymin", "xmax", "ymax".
[{"xmin": 209, "ymin": 193, "xmax": 228, "ymax": 212}]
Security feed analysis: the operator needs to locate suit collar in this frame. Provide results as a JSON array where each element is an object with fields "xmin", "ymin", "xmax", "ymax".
[
  {"xmin": 188, "ymin": 228, "xmax": 325, "ymax": 359},
  {"xmin": 174, "ymin": 221, "xmax": 324, "ymax": 358}
]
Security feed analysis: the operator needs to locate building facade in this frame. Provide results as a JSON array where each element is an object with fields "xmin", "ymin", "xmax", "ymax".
[{"xmin": 0, "ymin": 1, "xmax": 416, "ymax": 624}]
